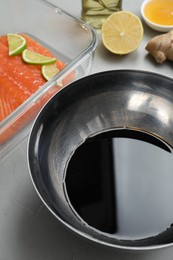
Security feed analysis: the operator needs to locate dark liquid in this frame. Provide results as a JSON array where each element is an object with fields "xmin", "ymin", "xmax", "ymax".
[{"xmin": 65, "ymin": 129, "xmax": 173, "ymax": 240}]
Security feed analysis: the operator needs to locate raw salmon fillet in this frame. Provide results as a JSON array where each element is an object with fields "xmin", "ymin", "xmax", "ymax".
[{"xmin": 0, "ymin": 33, "xmax": 73, "ymax": 144}]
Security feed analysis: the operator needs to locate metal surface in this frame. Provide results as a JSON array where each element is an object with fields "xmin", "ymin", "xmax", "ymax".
[{"xmin": 28, "ymin": 70, "xmax": 173, "ymax": 250}]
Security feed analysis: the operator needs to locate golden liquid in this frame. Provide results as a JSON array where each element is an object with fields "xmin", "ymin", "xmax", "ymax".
[{"xmin": 144, "ymin": 0, "xmax": 173, "ymax": 26}]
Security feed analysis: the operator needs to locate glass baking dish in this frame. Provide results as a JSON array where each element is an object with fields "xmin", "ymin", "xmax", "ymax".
[{"xmin": 0, "ymin": 0, "xmax": 97, "ymax": 158}]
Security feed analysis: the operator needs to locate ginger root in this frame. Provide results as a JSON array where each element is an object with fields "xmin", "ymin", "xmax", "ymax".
[{"xmin": 145, "ymin": 30, "xmax": 173, "ymax": 64}]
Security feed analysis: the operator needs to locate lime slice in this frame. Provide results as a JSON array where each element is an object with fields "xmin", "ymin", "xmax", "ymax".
[
  {"xmin": 7, "ymin": 33, "xmax": 27, "ymax": 56},
  {"xmin": 22, "ymin": 49, "xmax": 56, "ymax": 65},
  {"xmin": 42, "ymin": 63, "xmax": 60, "ymax": 81}
]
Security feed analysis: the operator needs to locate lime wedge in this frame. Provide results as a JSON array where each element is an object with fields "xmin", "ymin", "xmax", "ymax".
[
  {"xmin": 42, "ymin": 63, "xmax": 60, "ymax": 81},
  {"xmin": 7, "ymin": 33, "xmax": 27, "ymax": 56},
  {"xmin": 22, "ymin": 49, "xmax": 56, "ymax": 65}
]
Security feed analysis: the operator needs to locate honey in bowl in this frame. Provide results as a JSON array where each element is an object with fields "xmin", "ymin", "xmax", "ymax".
[{"xmin": 144, "ymin": 0, "xmax": 173, "ymax": 26}]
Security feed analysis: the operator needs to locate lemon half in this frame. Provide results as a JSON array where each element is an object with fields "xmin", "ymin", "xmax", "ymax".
[{"xmin": 102, "ymin": 11, "xmax": 144, "ymax": 55}]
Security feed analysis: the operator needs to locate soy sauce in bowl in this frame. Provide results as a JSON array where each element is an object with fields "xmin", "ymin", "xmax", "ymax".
[{"xmin": 64, "ymin": 129, "xmax": 173, "ymax": 240}]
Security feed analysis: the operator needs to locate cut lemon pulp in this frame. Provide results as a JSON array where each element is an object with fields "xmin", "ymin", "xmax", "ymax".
[
  {"xmin": 7, "ymin": 33, "xmax": 27, "ymax": 56},
  {"xmin": 22, "ymin": 49, "xmax": 56, "ymax": 65},
  {"xmin": 42, "ymin": 63, "xmax": 60, "ymax": 81},
  {"xmin": 101, "ymin": 11, "xmax": 144, "ymax": 55}
]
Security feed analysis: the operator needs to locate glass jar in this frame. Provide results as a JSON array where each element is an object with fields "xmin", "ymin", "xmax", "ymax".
[{"xmin": 82, "ymin": 0, "xmax": 122, "ymax": 29}]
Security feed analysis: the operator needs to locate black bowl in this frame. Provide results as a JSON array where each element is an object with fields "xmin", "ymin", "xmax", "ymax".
[{"xmin": 28, "ymin": 70, "xmax": 173, "ymax": 249}]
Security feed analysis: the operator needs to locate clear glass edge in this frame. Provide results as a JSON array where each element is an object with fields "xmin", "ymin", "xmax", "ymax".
[{"xmin": 0, "ymin": 0, "xmax": 98, "ymax": 155}]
